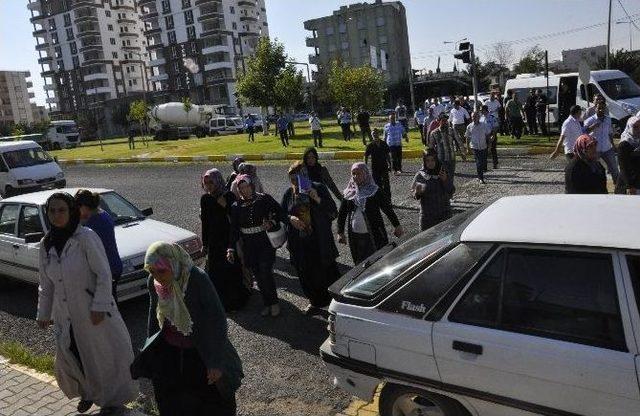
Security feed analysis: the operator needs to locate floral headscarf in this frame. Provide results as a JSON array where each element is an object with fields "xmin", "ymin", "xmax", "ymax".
[
  {"xmin": 574, "ymin": 134, "xmax": 597, "ymax": 161},
  {"xmin": 144, "ymin": 241, "xmax": 194, "ymax": 336},
  {"xmin": 233, "ymin": 174, "xmax": 256, "ymax": 201},
  {"xmin": 343, "ymin": 162, "xmax": 379, "ymax": 206},
  {"xmin": 202, "ymin": 168, "xmax": 225, "ymax": 195}
]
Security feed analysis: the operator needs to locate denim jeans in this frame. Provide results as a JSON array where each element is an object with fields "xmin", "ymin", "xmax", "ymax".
[
  {"xmin": 473, "ymin": 149, "xmax": 488, "ymax": 181},
  {"xmin": 599, "ymin": 148, "xmax": 619, "ymax": 184}
]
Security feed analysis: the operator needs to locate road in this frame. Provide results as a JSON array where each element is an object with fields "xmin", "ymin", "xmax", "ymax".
[{"xmin": 0, "ymin": 154, "xmax": 566, "ymax": 415}]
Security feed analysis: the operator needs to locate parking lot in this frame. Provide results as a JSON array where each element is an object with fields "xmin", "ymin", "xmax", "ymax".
[{"xmin": 0, "ymin": 154, "xmax": 566, "ymax": 415}]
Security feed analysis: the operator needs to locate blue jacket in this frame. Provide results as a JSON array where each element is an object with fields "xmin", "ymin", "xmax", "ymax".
[{"xmin": 85, "ymin": 211, "xmax": 123, "ymax": 277}]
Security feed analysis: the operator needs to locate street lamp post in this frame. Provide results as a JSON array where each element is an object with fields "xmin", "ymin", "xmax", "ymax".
[
  {"xmin": 286, "ymin": 60, "xmax": 314, "ymax": 112},
  {"xmin": 616, "ymin": 20, "xmax": 633, "ymax": 51}
]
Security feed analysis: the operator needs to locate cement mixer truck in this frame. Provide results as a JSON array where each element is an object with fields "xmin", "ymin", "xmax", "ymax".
[{"xmin": 148, "ymin": 102, "xmax": 214, "ymax": 140}]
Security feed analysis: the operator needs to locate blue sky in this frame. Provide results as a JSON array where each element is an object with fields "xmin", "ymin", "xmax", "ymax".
[{"xmin": 2, "ymin": 0, "xmax": 638, "ymax": 106}]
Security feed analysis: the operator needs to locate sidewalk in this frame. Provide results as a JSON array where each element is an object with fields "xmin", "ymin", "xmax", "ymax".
[{"xmin": 0, "ymin": 355, "xmax": 145, "ymax": 416}]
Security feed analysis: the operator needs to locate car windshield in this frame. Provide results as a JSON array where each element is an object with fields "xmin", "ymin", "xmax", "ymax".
[
  {"xmin": 2, "ymin": 148, "xmax": 53, "ymax": 169},
  {"xmin": 598, "ymin": 77, "xmax": 640, "ymax": 100},
  {"xmin": 55, "ymin": 124, "xmax": 78, "ymax": 134},
  {"xmin": 342, "ymin": 211, "xmax": 475, "ymax": 298},
  {"xmin": 99, "ymin": 191, "xmax": 145, "ymax": 225}
]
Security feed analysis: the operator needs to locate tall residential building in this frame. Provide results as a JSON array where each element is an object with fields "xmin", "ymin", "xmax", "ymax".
[
  {"xmin": 27, "ymin": 0, "xmax": 148, "ymax": 116},
  {"xmin": 0, "ymin": 71, "xmax": 36, "ymax": 125},
  {"xmin": 304, "ymin": 0, "xmax": 410, "ymax": 84},
  {"xmin": 139, "ymin": 0, "xmax": 269, "ymax": 108}
]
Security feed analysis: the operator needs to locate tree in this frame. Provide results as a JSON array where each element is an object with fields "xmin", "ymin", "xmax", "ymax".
[
  {"xmin": 182, "ymin": 96, "xmax": 193, "ymax": 113},
  {"xmin": 328, "ymin": 62, "xmax": 385, "ymax": 112},
  {"xmin": 274, "ymin": 65, "xmax": 304, "ymax": 111},
  {"xmin": 596, "ymin": 49, "xmax": 640, "ymax": 85},
  {"xmin": 236, "ymin": 37, "xmax": 287, "ymax": 110},
  {"xmin": 463, "ymin": 58, "xmax": 508, "ymax": 92},
  {"xmin": 488, "ymin": 42, "xmax": 515, "ymax": 69},
  {"xmin": 513, "ymin": 45, "xmax": 545, "ymax": 74},
  {"xmin": 128, "ymin": 99, "xmax": 149, "ymax": 146},
  {"xmin": 76, "ymin": 112, "xmax": 97, "ymax": 141}
]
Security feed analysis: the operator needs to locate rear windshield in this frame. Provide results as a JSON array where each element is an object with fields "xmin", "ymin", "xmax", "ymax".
[{"xmin": 342, "ymin": 211, "xmax": 473, "ymax": 298}]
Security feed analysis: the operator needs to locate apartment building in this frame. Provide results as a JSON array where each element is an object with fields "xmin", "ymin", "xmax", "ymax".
[
  {"xmin": 28, "ymin": 0, "xmax": 148, "ymax": 116},
  {"xmin": 304, "ymin": 0, "xmax": 411, "ymax": 84},
  {"xmin": 0, "ymin": 71, "xmax": 36, "ymax": 125},
  {"xmin": 139, "ymin": 0, "xmax": 269, "ymax": 108}
]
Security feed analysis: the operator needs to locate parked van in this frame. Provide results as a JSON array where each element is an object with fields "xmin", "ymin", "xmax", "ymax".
[
  {"xmin": 47, "ymin": 120, "xmax": 80, "ymax": 149},
  {"xmin": 0, "ymin": 141, "xmax": 65, "ymax": 198},
  {"xmin": 504, "ymin": 69, "xmax": 640, "ymax": 132},
  {"xmin": 209, "ymin": 116, "xmax": 244, "ymax": 136}
]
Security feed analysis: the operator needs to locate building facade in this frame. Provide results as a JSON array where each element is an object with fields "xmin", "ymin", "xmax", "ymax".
[
  {"xmin": 561, "ymin": 45, "xmax": 607, "ymax": 72},
  {"xmin": 303, "ymin": 0, "xmax": 410, "ymax": 84},
  {"xmin": 0, "ymin": 71, "xmax": 36, "ymax": 125},
  {"xmin": 139, "ymin": 0, "xmax": 269, "ymax": 109},
  {"xmin": 28, "ymin": 0, "xmax": 148, "ymax": 116}
]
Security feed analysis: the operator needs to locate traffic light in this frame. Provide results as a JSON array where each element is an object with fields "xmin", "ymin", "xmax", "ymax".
[{"xmin": 454, "ymin": 42, "xmax": 472, "ymax": 64}]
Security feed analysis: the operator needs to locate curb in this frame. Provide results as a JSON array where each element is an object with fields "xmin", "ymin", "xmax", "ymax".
[{"xmin": 58, "ymin": 146, "xmax": 553, "ymax": 166}]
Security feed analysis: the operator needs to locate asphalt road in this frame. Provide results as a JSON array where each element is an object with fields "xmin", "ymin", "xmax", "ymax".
[{"xmin": 0, "ymin": 154, "xmax": 566, "ymax": 415}]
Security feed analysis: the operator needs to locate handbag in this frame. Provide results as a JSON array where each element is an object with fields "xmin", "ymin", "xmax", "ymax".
[{"xmin": 266, "ymin": 221, "xmax": 287, "ymax": 249}]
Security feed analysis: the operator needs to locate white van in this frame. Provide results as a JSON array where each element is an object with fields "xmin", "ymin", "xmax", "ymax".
[
  {"xmin": 47, "ymin": 120, "xmax": 80, "ymax": 149},
  {"xmin": 504, "ymin": 69, "xmax": 640, "ymax": 132},
  {"xmin": 209, "ymin": 116, "xmax": 244, "ymax": 136},
  {"xmin": 0, "ymin": 141, "xmax": 65, "ymax": 198}
]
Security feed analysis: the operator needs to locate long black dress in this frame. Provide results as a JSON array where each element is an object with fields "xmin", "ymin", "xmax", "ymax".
[
  {"xmin": 201, "ymin": 191, "xmax": 250, "ymax": 311},
  {"xmin": 282, "ymin": 183, "xmax": 340, "ymax": 307}
]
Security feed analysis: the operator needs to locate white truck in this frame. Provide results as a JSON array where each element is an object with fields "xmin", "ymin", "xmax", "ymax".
[
  {"xmin": 46, "ymin": 120, "xmax": 80, "ymax": 149},
  {"xmin": 149, "ymin": 102, "xmax": 215, "ymax": 140}
]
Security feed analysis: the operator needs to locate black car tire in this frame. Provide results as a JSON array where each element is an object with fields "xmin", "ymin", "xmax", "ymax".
[{"xmin": 379, "ymin": 383, "xmax": 470, "ymax": 416}]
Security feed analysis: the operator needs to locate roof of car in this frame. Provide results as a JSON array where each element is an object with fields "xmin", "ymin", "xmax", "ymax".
[
  {"xmin": 1, "ymin": 188, "xmax": 112, "ymax": 205},
  {"xmin": 0, "ymin": 140, "xmax": 41, "ymax": 151},
  {"xmin": 460, "ymin": 195, "xmax": 640, "ymax": 250}
]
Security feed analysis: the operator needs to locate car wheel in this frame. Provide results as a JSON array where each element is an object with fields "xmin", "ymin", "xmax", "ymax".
[{"xmin": 379, "ymin": 384, "xmax": 470, "ymax": 416}]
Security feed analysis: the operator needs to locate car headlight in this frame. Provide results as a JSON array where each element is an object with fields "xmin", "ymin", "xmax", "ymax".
[
  {"xmin": 179, "ymin": 237, "xmax": 202, "ymax": 255},
  {"xmin": 55, "ymin": 172, "xmax": 64, "ymax": 179},
  {"xmin": 621, "ymin": 102, "xmax": 638, "ymax": 116},
  {"xmin": 17, "ymin": 179, "xmax": 34, "ymax": 185}
]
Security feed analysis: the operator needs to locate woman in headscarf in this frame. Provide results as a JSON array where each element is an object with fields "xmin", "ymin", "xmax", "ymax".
[
  {"xmin": 201, "ymin": 168, "xmax": 250, "ymax": 312},
  {"xmin": 565, "ymin": 134, "xmax": 607, "ymax": 194},
  {"xmin": 337, "ymin": 162, "xmax": 404, "ymax": 265},
  {"xmin": 132, "ymin": 242, "xmax": 243, "ymax": 415},
  {"xmin": 230, "ymin": 162, "xmax": 264, "ymax": 198},
  {"xmin": 281, "ymin": 161, "xmax": 339, "ymax": 315},
  {"xmin": 302, "ymin": 147, "xmax": 343, "ymax": 202},
  {"xmin": 616, "ymin": 116, "xmax": 640, "ymax": 195},
  {"xmin": 412, "ymin": 148, "xmax": 454, "ymax": 231},
  {"xmin": 36, "ymin": 193, "xmax": 136, "ymax": 415},
  {"xmin": 225, "ymin": 157, "xmax": 245, "ymax": 191},
  {"xmin": 227, "ymin": 174, "xmax": 285, "ymax": 317}
]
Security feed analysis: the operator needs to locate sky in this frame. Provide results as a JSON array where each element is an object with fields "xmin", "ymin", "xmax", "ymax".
[{"xmin": 1, "ymin": 0, "xmax": 639, "ymax": 107}]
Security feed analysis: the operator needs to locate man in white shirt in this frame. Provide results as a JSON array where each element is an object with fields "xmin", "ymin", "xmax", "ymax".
[
  {"xmin": 449, "ymin": 100, "xmax": 470, "ymax": 159},
  {"xmin": 486, "ymin": 92, "xmax": 502, "ymax": 120},
  {"xmin": 550, "ymin": 105, "xmax": 584, "ymax": 160},
  {"xmin": 584, "ymin": 102, "xmax": 619, "ymax": 184},
  {"xmin": 465, "ymin": 111, "xmax": 491, "ymax": 183},
  {"xmin": 430, "ymin": 98, "xmax": 445, "ymax": 119},
  {"xmin": 414, "ymin": 107, "xmax": 427, "ymax": 145},
  {"xmin": 309, "ymin": 112, "xmax": 322, "ymax": 148}
]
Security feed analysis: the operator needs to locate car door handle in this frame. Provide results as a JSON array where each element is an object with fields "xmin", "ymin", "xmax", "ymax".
[{"xmin": 452, "ymin": 340, "xmax": 483, "ymax": 355}]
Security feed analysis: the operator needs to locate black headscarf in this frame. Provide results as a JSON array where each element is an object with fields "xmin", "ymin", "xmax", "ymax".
[
  {"xmin": 43, "ymin": 192, "xmax": 81, "ymax": 256},
  {"xmin": 303, "ymin": 147, "xmax": 323, "ymax": 182},
  {"xmin": 421, "ymin": 148, "xmax": 442, "ymax": 176}
]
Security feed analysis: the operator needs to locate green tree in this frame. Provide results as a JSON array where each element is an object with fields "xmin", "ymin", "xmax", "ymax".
[
  {"xmin": 76, "ymin": 112, "xmax": 97, "ymax": 141},
  {"xmin": 513, "ymin": 45, "xmax": 545, "ymax": 74},
  {"xmin": 236, "ymin": 37, "xmax": 287, "ymax": 110},
  {"xmin": 274, "ymin": 65, "xmax": 305, "ymax": 111},
  {"xmin": 182, "ymin": 97, "xmax": 193, "ymax": 113},
  {"xmin": 128, "ymin": 99, "xmax": 149, "ymax": 146},
  {"xmin": 597, "ymin": 49, "xmax": 640, "ymax": 85},
  {"xmin": 11, "ymin": 125, "xmax": 25, "ymax": 137},
  {"xmin": 328, "ymin": 62, "xmax": 385, "ymax": 112}
]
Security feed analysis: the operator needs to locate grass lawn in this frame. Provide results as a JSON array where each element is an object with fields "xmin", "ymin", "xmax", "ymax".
[
  {"xmin": 51, "ymin": 119, "xmax": 556, "ymax": 160},
  {"xmin": 0, "ymin": 341, "xmax": 54, "ymax": 375}
]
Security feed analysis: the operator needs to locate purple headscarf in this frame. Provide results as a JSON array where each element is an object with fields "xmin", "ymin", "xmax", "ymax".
[
  {"xmin": 202, "ymin": 168, "xmax": 225, "ymax": 195},
  {"xmin": 343, "ymin": 162, "xmax": 379, "ymax": 206}
]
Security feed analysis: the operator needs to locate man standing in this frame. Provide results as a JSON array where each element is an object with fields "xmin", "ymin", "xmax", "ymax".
[
  {"xmin": 338, "ymin": 107, "xmax": 352, "ymax": 141},
  {"xmin": 449, "ymin": 100, "xmax": 469, "ymax": 160},
  {"xmin": 550, "ymin": 105, "xmax": 584, "ymax": 160},
  {"xmin": 309, "ymin": 112, "xmax": 323, "ymax": 148},
  {"xmin": 276, "ymin": 113, "xmax": 289, "ymax": 147},
  {"xmin": 384, "ymin": 113, "xmax": 405, "ymax": 174},
  {"xmin": 422, "ymin": 107, "xmax": 436, "ymax": 146},
  {"xmin": 414, "ymin": 106, "xmax": 427, "ymax": 145},
  {"xmin": 430, "ymin": 98, "xmax": 445, "ymax": 119},
  {"xmin": 357, "ymin": 108, "xmax": 372, "ymax": 145},
  {"xmin": 481, "ymin": 105, "xmax": 499, "ymax": 169},
  {"xmin": 287, "ymin": 112, "xmax": 295, "ymax": 137},
  {"xmin": 465, "ymin": 111, "xmax": 492, "ymax": 184},
  {"xmin": 365, "ymin": 128, "xmax": 392, "ymax": 204},
  {"xmin": 584, "ymin": 103, "xmax": 619, "ymax": 185},
  {"xmin": 395, "ymin": 100, "xmax": 409, "ymax": 140},
  {"xmin": 128, "ymin": 126, "xmax": 135, "ymax": 150},
  {"xmin": 486, "ymin": 92, "xmax": 502, "ymax": 123},
  {"xmin": 244, "ymin": 114, "xmax": 255, "ymax": 142},
  {"xmin": 535, "ymin": 89, "xmax": 548, "ymax": 136},
  {"xmin": 524, "ymin": 89, "xmax": 538, "ymax": 135},
  {"xmin": 505, "ymin": 92, "xmax": 524, "ymax": 140},
  {"xmin": 430, "ymin": 113, "xmax": 457, "ymax": 190}
]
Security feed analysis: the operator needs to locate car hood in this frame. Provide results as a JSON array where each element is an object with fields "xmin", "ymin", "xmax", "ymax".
[
  {"xmin": 11, "ymin": 162, "xmax": 62, "ymax": 180},
  {"xmin": 114, "ymin": 218, "xmax": 196, "ymax": 261}
]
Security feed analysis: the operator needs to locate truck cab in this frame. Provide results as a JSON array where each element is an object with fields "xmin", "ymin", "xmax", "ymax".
[{"xmin": 47, "ymin": 120, "xmax": 80, "ymax": 150}]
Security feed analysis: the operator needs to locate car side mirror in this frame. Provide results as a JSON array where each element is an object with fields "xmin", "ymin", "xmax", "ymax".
[
  {"xmin": 142, "ymin": 207, "xmax": 153, "ymax": 216},
  {"xmin": 24, "ymin": 232, "xmax": 45, "ymax": 244}
]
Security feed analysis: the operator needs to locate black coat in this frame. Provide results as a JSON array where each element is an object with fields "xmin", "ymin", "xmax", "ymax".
[
  {"xmin": 618, "ymin": 141, "xmax": 640, "ymax": 190},
  {"xmin": 337, "ymin": 189, "xmax": 400, "ymax": 250},
  {"xmin": 200, "ymin": 192, "xmax": 236, "ymax": 260},
  {"xmin": 565, "ymin": 157, "xmax": 607, "ymax": 194}
]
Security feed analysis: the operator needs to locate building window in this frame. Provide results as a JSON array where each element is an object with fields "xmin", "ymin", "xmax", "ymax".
[
  {"xmin": 66, "ymin": 27, "xmax": 74, "ymax": 40},
  {"xmin": 328, "ymin": 43, "xmax": 336, "ymax": 52},
  {"xmin": 105, "ymin": 10, "xmax": 111, "ymax": 17},
  {"xmin": 182, "ymin": 0, "xmax": 191, "ymax": 8},
  {"xmin": 48, "ymin": 18, "xmax": 56, "ymax": 30},
  {"xmin": 325, "ymin": 26, "xmax": 334, "ymax": 35},
  {"xmin": 184, "ymin": 10, "xmax": 194, "ymax": 25},
  {"xmin": 356, "ymin": 18, "xmax": 366, "ymax": 30},
  {"xmin": 168, "ymin": 31, "xmax": 176, "ymax": 44},
  {"xmin": 232, "ymin": 22, "xmax": 237, "ymax": 30},
  {"xmin": 126, "ymin": 39, "xmax": 131, "ymax": 46},
  {"xmin": 55, "ymin": 46, "xmax": 62, "ymax": 58},
  {"xmin": 161, "ymin": 0, "xmax": 171, "ymax": 14},
  {"xmin": 110, "ymin": 38, "xmax": 116, "ymax": 45},
  {"xmin": 339, "ymin": 23, "xmax": 346, "ymax": 33},
  {"xmin": 108, "ymin": 24, "xmax": 113, "ymax": 31},
  {"xmin": 63, "ymin": 13, "xmax": 71, "ymax": 27},
  {"xmin": 57, "ymin": 60, "xmax": 64, "ymax": 70},
  {"xmin": 51, "ymin": 33, "xmax": 59, "ymax": 44},
  {"xmin": 72, "ymin": 56, "xmax": 79, "ymax": 68},
  {"xmin": 133, "ymin": 78, "xmax": 138, "ymax": 85},
  {"xmin": 70, "ymin": 42, "xmax": 77, "ymax": 54},
  {"xmin": 128, "ymin": 79, "xmax": 133, "ymax": 87},
  {"xmin": 376, "ymin": 17, "xmax": 385, "ymax": 27},
  {"xmin": 379, "ymin": 35, "xmax": 387, "ymax": 44},
  {"xmin": 187, "ymin": 25, "xmax": 196, "ymax": 40},
  {"xmin": 122, "ymin": 40, "xmax": 126, "ymax": 46},
  {"xmin": 230, "ymin": 6, "xmax": 235, "ymax": 14},
  {"xmin": 112, "ymin": 52, "xmax": 118, "ymax": 59},
  {"xmin": 165, "ymin": 15, "xmax": 174, "ymax": 29}
]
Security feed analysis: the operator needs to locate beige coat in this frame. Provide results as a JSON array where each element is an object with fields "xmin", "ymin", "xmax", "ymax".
[{"xmin": 36, "ymin": 226, "xmax": 137, "ymax": 407}]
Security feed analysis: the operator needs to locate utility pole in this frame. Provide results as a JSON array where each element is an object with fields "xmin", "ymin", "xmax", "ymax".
[
  {"xmin": 470, "ymin": 44, "xmax": 478, "ymax": 108},
  {"xmin": 408, "ymin": 67, "xmax": 416, "ymax": 113},
  {"xmin": 286, "ymin": 61, "xmax": 314, "ymax": 112},
  {"xmin": 606, "ymin": 0, "xmax": 612, "ymax": 69}
]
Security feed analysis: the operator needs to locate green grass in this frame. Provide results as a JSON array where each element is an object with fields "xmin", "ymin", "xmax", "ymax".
[
  {"xmin": 0, "ymin": 341, "xmax": 55, "ymax": 375},
  {"xmin": 51, "ymin": 119, "xmax": 556, "ymax": 160}
]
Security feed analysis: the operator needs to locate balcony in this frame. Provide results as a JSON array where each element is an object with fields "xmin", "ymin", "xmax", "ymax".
[
  {"xmin": 119, "ymin": 31, "xmax": 140, "ymax": 38},
  {"xmin": 41, "ymin": 69, "xmax": 56, "ymax": 76},
  {"xmin": 86, "ymin": 86, "xmax": 112, "ymax": 95},
  {"xmin": 69, "ymin": 0, "xmax": 97, "ymax": 9},
  {"xmin": 118, "ymin": 17, "xmax": 137, "ymax": 24},
  {"xmin": 143, "ymin": 26, "xmax": 161, "ymax": 36},
  {"xmin": 84, "ymin": 72, "xmax": 109, "ymax": 82},
  {"xmin": 141, "ymin": 11, "xmax": 159, "ymax": 20},
  {"xmin": 38, "ymin": 56, "xmax": 53, "ymax": 64},
  {"xmin": 238, "ymin": 0, "xmax": 256, "ymax": 6},
  {"xmin": 149, "ymin": 57, "xmax": 166, "ymax": 66},
  {"xmin": 239, "ymin": 16, "xmax": 257, "ymax": 22},
  {"xmin": 195, "ymin": 0, "xmax": 221, "ymax": 5},
  {"xmin": 30, "ymin": 13, "xmax": 50, "ymax": 23},
  {"xmin": 198, "ymin": 11, "xmax": 223, "ymax": 22},
  {"xmin": 80, "ymin": 43, "xmax": 103, "ymax": 53},
  {"xmin": 76, "ymin": 24, "xmax": 100, "ymax": 37},
  {"xmin": 35, "ymin": 42, "xmax": 50, "ymax": 51},
  {"xmin": 202, "ymin": 44, "xmax": 230, "ymax": 55},
  {"xmin": 305, "ymin": 37, "xmax": 317, "ymax": 47},
  {"xmin": 138, "ymin": 0, "xmax": 155, "ymax": 5},
  {"xmin": 46, "ymin": 96, "xmax": 58, "ymax": 104},
  {"xmin": 44, "ymin": 84, "xmax": 55, "ymax": 91},
  {"xmin": 32, "ymin": 28, "xmax": 47, "ymax": 36},
  {"xmin": 309, "ymin": 54, "xmax": 319, "ymax": 64},
  {"xmin": 149, "ymin": 73, "xmax": 169, "ymax": 82},
  {"xmin": 27, "ymin": 1, "xmax": 41, "ymax": 11},
  {"xmin": 29, "ymin": 92, "xmax": 36, "ymax": 98}
]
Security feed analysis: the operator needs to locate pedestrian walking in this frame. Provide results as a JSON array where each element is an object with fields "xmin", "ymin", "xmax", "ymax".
[
  {"xmin": 262, "ymin": 113, "xmax": 269, "ymax": 136},
  {"xmin": 338, "ymin": 107, "xmax": 352, "ymax": 141},
  {"xmin": 414, "ymin": 106, "xmax": 427, "ymax": 145},
  {"xmin": 505, "ymin": 92, "xmax": 524, "ymax": 140},
  {"xmin": 309, "ymin": 112, "xmax": 323, "ymax": 147},
  {"xmin": 422, "ymin": 107, "xmax": 436, "ymax": 146},
  {"xmin": 337, "ymin": 163, "xmax": 403, "ymax": 265},
  {"xmin": 225, "ymin": 157, "xmax": 245, "ymax": 191},
  {"xmin": 302, "ymin": 147, "xmax": 344, "ymax": 202},
  {"xmin": 430, "ymin": 114, "xmax": 459, "ymax": 190},
  {"xmin": 497, "ymin": 92, "xmax": 507, "ymax": 136},
  {"xmin": 384, "ymin": 113, "xmax": 405, "ymax": 174},
  {"xmin": 412, "ymin": 149, "xmax": 454, "ymax": 231},
  {"xmin": 227, "ymin": 175, "xmax": 285, "ymax": 317},
  {"xmin": 551, "ymin": 105, "xmax": 584, "ymax": 160},
  {"xmin": 481, "ymin": 105, "xmax": 500, "ymax": 169},
  {"xmin": 524, "ymin": 89, "xmax": 538, "ymax": 135},
  {"xmin": 449, "ymin": 99, "xmax": 470, "ymax": 156},
  {"xmin": 230, "ymin": 162, "xmax": 264, "ymax": 198},
  {"xmin": 74, "ymin": 189, "xmax": 123, "ymax": 303},
  {"xmin": 128, "ymin": 127, "xmax": 136, "ymax": 150},
  {"xmin": 426, "ymin": 109, "xmax": 440, "ymax": 148},
  {"xmin": 132, "ymin": 242, "xmax": 243, "ymax": 416},
  {"xmin": 36, "ymin": 192, "xmax": 137, "ymax": 415},
  {"xmin": 584, "ymin": 103, "xmax": 619, "ymax": 186},
  {"xmin": 244, "ymin": 114, "xmax": 255, "ymax": 142},
  {"xmin": 287, "ymin": 112, "xmax": 295, "ymax": 137},
  {"xmin": 617, "ymin": 116, "xmax": 640, "ymax": 194},
  {"xmin": 395, "ymin": 100, "xmax": 409, "ymax": 140},
  {"xmin": 486, "ymin": 92, "xmax": 502, "ymax": 121},
  {"xmin": 430, "ymin": 98, "xmax": 445, "ymax": 119},
  {"xmin": 276, "ymin": 114, "xmax": 289, "ymax": 147},
  {"xmin": 535, "ymin": 89, "xmax": 548, "ymax": 136},
  {"xmin": 565, "ymin": 134, "xmax": 607, "ymax": 194},
  {"xmin": 365, "ymin": 128, "xmax": 392, "ymax": 205},
  {"xmin": 201, "ymin": 169, "xmax": 250, "ymax": 312},
  {"xmin": 465, "ymin": 111, "xmax": 492, "ymax": 184},
  {"xmin": 357, "ymin": 108, "xmax": 372, "ymax": 145},
  {"xmin": 282, "ymin": 162, "xmax": 340, "ymax": 315}
]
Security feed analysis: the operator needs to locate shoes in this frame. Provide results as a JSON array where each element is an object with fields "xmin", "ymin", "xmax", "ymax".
[
  {"xmin": 77, "ymin": 400, "xmax": 93, "ymax": 413},
  {"xmin": 270, "ymin": 304, "xmax": 280, "ymax": 317},
  {"xmin": 260, "ymin": 306, "xmax": 270, "ymax": 317}
]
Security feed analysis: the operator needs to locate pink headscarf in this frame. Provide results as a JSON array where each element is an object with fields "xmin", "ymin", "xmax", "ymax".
[
  {"xmin": 201, "ymin": 168, "xmax": 225, "ymax": 193},
  {"xmin": 574, "ymin": 134, "xmax": 597, "ymax": 161},
  {"xmin": 343, "ymin": 162, "xmax": 379, "ymax": 206}
]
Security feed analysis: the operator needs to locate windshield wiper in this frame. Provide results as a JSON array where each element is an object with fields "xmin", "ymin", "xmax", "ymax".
[{"xmin": 114, "ymin": 215, "xmax": 142, "ymax": 225}]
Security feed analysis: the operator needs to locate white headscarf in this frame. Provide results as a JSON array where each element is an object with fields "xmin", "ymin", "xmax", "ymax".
[{"xmin": 620, "ymin": 116, "xmax": 640, "ymax": 149}]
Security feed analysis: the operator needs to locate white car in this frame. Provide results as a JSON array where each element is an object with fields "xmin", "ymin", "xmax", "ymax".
[
  {"xmin": 321, "ymin": 195, "xmax": 640, "ymax": 416},
  {"xmin": 0, "ymin": 188, "xmax": 204, "ymax": 301},
  {"xmin": 209, "ymin": 116, "xmax": 244, "ymax": 136}
]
